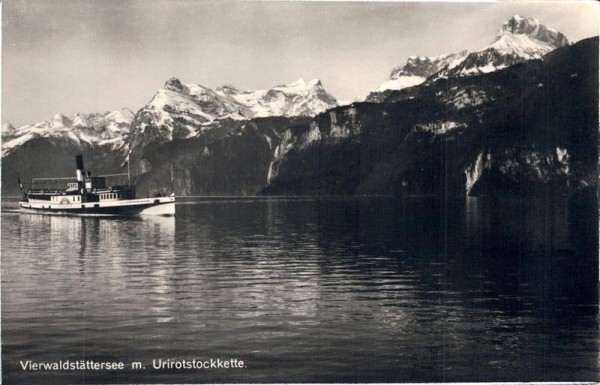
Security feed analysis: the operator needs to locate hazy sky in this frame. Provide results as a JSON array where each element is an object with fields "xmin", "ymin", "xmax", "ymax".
[{"xmin": 2, "ymin": 0, "xmax": 599, "ymax": 126}]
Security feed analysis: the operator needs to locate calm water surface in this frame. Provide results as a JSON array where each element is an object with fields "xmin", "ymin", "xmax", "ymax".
[{"xmin": 2, "ymin": 196, "xmax": 598, "ymax": 383}]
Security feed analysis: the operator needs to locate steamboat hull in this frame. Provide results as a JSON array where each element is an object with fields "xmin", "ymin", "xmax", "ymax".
[{"xmin": 18, "ymin": 196, "xmax": 175, "ymax": 217}]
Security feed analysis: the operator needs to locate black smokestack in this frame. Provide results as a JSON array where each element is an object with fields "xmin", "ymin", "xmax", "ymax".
[{"xmin": 75, "ymin": 155, "xmax": 84, "ymax": 171}]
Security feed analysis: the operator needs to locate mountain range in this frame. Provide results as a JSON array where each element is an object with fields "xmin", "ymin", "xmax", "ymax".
[
  {"xmin": 369, "ymin": 15, "xmax": 569, "ymax": 100},
  {"xmin": 266, "ymin": 36, "xmax": 597, "ymax": 197},
  {"xmin": 132, "ymin": 77, "xmax": 337, "ymax": 141},
  {"xmin": 1, "ymin": 16, "xmax": 596, "ymax": 198},
  {"xmin": 1, "ymin": 109, "xmax": 133, "ymax": 158}
]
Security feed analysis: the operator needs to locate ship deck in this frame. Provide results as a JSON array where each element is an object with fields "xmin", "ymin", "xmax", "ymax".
[{"xmin": 19, "ymin": 195, "xmax": 176, "ymax": 217}]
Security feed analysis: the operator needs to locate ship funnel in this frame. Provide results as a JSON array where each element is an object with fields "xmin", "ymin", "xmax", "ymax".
[{"xmin": 75, "ymin": 155, "xmax": 84, "ymax": 183}]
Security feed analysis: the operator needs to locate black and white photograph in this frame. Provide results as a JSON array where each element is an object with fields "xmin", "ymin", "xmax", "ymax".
[{"xmin": 1, "ymin": 0, "xmax": 599, "ymax": 384}]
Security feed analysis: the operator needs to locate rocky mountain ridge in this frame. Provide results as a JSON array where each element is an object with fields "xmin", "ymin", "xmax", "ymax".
[
  {"xmin": 131, "ymin": 77, "xmax": 337, "ymax": 139},
  {"xmin": 437, "ymin": 15, "xmax": 568, "ymax": 79},
  {"xmin": 1, "ymin": 109, "xmax": 136, "ymax": 196},
  {"xmin": 375, "ymin": 51, "xmax": 469, "ymax": 93},
  {"xmin": 1, "ymin": 77, "xmax": 337, "ymax": 159},
  {"xmin": 126, "ymin": 77, "xmax": 337, "ymax": 176},
  {"xmin": 1, "ymin": 108, "xmax": 134, "ymax": 158},
  {"xmin": 370, "ymin": 15, "xmax": 569, "ymax": 100},
  {"xmin": 265, "ymin": 37, "xmax": 596, "ymax": 197},
  {"xmin": 0, "ymin": 77, "xmax": 338, "ymax": 195}
]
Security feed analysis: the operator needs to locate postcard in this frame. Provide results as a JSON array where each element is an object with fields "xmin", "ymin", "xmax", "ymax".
[{"xmin": 2, "ymin": 1, "xmax": 598, "ymax": 384}]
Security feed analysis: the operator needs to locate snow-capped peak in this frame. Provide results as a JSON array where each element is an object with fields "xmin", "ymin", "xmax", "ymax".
[
  {"xmin": 372, "ymin": 15, "xmax": 569, "ymax": 95},
  {"xmin": 104, "ymin": 108, "xmax": 134, "ymax": 124},
  {"xmin": 51, "ymin": 113, "xmax": 68, "ymax": 128},
  {"xmin": 128, "ymin": 77, "xmax": 338, "ymax": 146},
  {"xmin": 164, "ymin": 77, "xmax": 188, "ymax": 93},
  {"xmin": 223, "ymin": 78, "xmax": 336, "ymax": 118},
  {"xmin": 211, "ymin": 78, "xmax": 337, "ymax": 119},
  {"xmin": 217, "ymin": 85, "xmax": 240, "ymax": 94},
  {"xmin": 1, "ymin": 108, "xmax": 134, "ymax": 158},
  {"xmin": 440, "ymin": 15, "xmax": 569, "ymax": 77},
  {"xmin": 374, "ymin": 51, "xmax": 469, "ymax": 93},
  {"xmin": 499, "ymin": 15, "xmax": 568, "ymax": 48},
  {"xmin": 1, "ymin": 123, "xmax": 16, "ymax": 138},
  {"xmin": 283, "ymin": 78, "xmax": 323, "ymax": 88}
]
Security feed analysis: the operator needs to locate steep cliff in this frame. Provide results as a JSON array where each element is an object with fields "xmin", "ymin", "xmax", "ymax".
[
  {"xmin": 265, "ymin": 37, "xmax": 597, "ymax": 197},
  {"xmin": 132, "ymin": 116, "xmax": 312, "ymax": 196}
]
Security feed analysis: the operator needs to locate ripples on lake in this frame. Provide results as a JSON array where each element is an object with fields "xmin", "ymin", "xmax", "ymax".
[{"xmin": 2, "ymin": 196, "xmax": 598, "ymax": 383}]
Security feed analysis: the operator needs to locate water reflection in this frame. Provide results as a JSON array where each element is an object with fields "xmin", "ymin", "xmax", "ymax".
[{"xmin": 2, "ymin": 197, "xmax": 598, "ymax": 384}]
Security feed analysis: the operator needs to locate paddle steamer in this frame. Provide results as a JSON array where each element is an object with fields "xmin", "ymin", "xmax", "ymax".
[{"xmin": 18, "ymin": 155, "xmax": 175, "ymax": 216}]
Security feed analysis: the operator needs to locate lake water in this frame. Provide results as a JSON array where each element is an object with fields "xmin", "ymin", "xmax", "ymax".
[{"xmin": 2, "ymin": 196, "xmax": 598, "ymax": 384}]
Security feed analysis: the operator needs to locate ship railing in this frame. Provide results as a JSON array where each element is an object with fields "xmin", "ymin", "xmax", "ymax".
[
  {"xmin": 31, "ymin": 177, "xmax": 77, "ymax": 189},
  {"xmin": 30, "ymin": 173, "xmax": 131, "ymax": 189},
  {"xmin": 94, "ymin": 185, "xmax": 136, "ymax": 194},
  {"xmin": 26, "ymin": 189, "xmax": 65, "ymax": 194}
]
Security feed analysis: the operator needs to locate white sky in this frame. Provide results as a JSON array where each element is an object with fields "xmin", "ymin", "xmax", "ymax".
[{"xmin": 2, "ymin": 0, "xmax": 599, "ymax": 126}]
